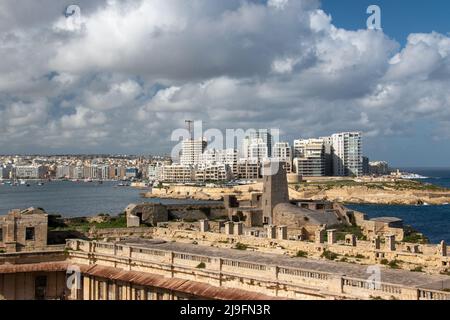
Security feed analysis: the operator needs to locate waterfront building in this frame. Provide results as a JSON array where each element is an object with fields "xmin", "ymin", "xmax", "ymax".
[
  {"xmin": 237, "ymin": 160, "xmax": 261, "ymax": 180},
  {"xmin": 14, "ymin": 165, "xmax": 46, "ymax": 179},
  {"xmin": 246, "ymin": 138, "xmax": 269, "ymax": 163},
  {"xmin": 369, "ymin": 161, "xmax": 390, "ymax": 176},
  {"xmin": 331, "ymin": 132, "xmax": 363, "ymax": 177},
  {"xmin": 125, "ymin": 167, "xmax": 139, "ymax": 179},
  {"xmin": 72, "ymin": 166, "xmax": 84, "ymax": 180},
  {"xmin": 148, "ymin": 163, "xmax": 163, "ymax": 181},
  {"xmin": 320, "ymin": 136, "xmax": 334, "ymax": 176},
  {"xmin": 242, "ymin": 129, "xmax": 274, "ymax": 158},
  {"xmin": 195, "ymin": 164, "xmax": 232, "ymax": 182},
  {"xmin": 98, "ymin": 165, "xmax": 110, "ymax": 180},
  {"xmin": 0, "ymin": 165, "xmax": 13, "ymax": 179},
  {"xmin": 272, "ymin": 142, "xmax": 292, "ymax": 173},
  {"xmin": 56, "ymin": 165, "xmax": 72, "ymax": 179},
  {"xmin": 180, "ymin": 139, "xmax": 207, "ymax": 166},
  {"xmin": 161, "ymin": 164, "xmax": 195, "ymax": 183},
  {"xmin": 362, "ymin": 156, "xmax": 370, "ymax": 175},
  {"xmin": 201, "ymin": 149, "xmax": 238, "ymax": 178},
  {"xmin": 293, "ymin": 139, "xmax": 326, "ymax": 177}
]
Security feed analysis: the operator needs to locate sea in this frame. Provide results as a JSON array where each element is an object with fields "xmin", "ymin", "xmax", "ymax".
[
  {"xmin": 1, "ymin": 168, "xmax": 449, "ymax": 243},
  {"xmin": 0, "ymin": 181, "xmax": 207, "ymax": 218},
  {"xmin": 348, "ymin": 168, "xmax": 450, "ymax": 244}
]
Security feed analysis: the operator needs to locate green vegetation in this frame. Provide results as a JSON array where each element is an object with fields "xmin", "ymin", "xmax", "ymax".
[
  {"xmin": 196, "ymin": 262, "xmax": 206, "ymax": 269},
  {"xmin": 234, "ymin": 243, "xmax": 248, "ymax": 251},
  {"xmin": 94, "ymin": 216, "xmax": 127, "ymax": 229},
  {"xmin": 295, "ymin": 250, "xmax": 308, "ymax": 258},
  {"xmin": 48, "ymin": 213, "xmax": 128, "ymax": 233},
  {"xmin": 295, "ymin": 179, "xmax": 448, "ymax": 192},
  {"xmin": 370, "ymin": 296, "xmax": 385, "ymax": 300},
  {"xmin": 0, "ymin": 249, "xmax": 5, "ymax": 254},
  {"xmin": 321, "ymin": 250, "xmax": 338, "ymax": 261},
  {"xmin": 380, "ymin": 259, "xmax": 389, "ymax": 265},
  {"xmin": 403, "ymin": 226, "xmax": 429, "ymax": 244},
  {"xmin": 331, "ymin": 225, "xmax": 366, "ymax": 241}
]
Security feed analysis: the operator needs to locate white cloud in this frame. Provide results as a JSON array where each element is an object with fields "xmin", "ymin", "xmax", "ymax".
[{"xmin": 0, "ymin": 0, "xmax": 450, "ymax": 161}]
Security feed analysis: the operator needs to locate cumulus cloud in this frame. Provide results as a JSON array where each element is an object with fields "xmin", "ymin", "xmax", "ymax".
[{"xmin": 0, "ymin": 0, "xmax": 449, "ymax": 162}]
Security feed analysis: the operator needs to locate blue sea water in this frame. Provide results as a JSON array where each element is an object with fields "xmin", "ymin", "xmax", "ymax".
[
  {"xmin": 0, "ymin": 181, "xmax": 208, "ymax": 218},
  {"xmin": 348, "ymin": 168, "xmax": 450, "ymax": 244},
  {"xmin": 1, "ymin": 169, "xmax": 449, "ymax": 243}
]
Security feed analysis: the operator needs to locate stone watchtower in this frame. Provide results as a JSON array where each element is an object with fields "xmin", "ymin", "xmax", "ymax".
[{"xmin": 261, "ymin": 161, "xmax": 290, "ymax": 224}]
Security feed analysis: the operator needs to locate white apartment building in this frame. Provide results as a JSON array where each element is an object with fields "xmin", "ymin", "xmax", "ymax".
[
  {"xmin": 56, "ymin": 165, "xmax": 72, "ymax": 179},
  {"xmin": 272, "ymin": 142, "xmax": 292, "ymax": 173},
  {"xmin": 195, "ymin": 164, "xmax": 232, "ymax": 182},
  {"xmin": 245, "ymin": 138, "xmax": 269, "ymax": 163},
  {"xmin": 98, "ymin": 165, "xmax": 110, "ymax": 180},
  {"xmin": 331, "ymin": 132, "xmax": 363, "ymax": 177},
  {"xmin": 14, "ymin": 165, "xmax": 46, "ymax": 179},
  {"xmin": 237, "ymin": 160, "xmax": 261, "ymax": 180},
  {"xmin": 242, "ymin": 130, "xmax": 274, "ymax": 158},
  {"xmin": 293, "ymin": 139, "xmax": 326, "ymax": 177},
  {"xmin": 161, "ymin": 164, "xmax": 195, "ymax": 183},
  {"xmin": 180, "ymin": 139, "xmax": 207, "ymax": 166},
  {"xmin": 148, "ymin": 163, "xmax": 163, "ymax": 181},
  {"xmin": 201, "ymin": 149, "xmax": 238, "ymax": 177}
]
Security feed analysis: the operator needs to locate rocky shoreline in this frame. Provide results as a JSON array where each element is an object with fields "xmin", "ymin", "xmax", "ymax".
[{"xmin": 144, "ymin": 181, "xmax": 450, "ymax": 206}]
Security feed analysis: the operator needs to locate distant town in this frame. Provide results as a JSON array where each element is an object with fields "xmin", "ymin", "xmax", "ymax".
[{"xmin": 0, "ymin": 130, "xmax": 402, "ymax": 185}]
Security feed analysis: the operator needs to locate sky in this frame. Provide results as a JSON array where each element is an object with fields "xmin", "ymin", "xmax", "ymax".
[{"xmin": 0, "ymin": 0, "xmax": 450, "ymax": 167}]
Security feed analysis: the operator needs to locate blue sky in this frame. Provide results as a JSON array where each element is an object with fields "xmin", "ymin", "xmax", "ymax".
[
  {"xmin": 320, "ymin": 0, "xmax": 450, "ymax": 167},
  {"xmin": 321, "ymin": 0, "xmax": 450, "ymax": 45}
]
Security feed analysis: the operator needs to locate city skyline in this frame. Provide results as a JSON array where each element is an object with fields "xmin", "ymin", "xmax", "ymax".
[{"xmin": 1, "ymin": 0, "xmax": 450, "ymax": 167}]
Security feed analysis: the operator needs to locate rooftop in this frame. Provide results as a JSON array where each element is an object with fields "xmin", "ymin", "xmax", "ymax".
[{"xmin": 118, "ymin": 239, "xmax": 450, "ymax": 289}]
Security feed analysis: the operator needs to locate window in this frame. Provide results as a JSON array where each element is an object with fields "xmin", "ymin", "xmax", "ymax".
[
  {"xmin": 0, "ymin": 228, "xmax": 3, "ymax": 242},
  {"xmin": 26, "ymin": 227, "xmax": 35, "ymax": 241}
]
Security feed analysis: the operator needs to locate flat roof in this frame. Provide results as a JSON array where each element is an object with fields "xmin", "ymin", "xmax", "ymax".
[{"xmin": 119, "ymin": 239, "xmax": 449, "ymax": 289}]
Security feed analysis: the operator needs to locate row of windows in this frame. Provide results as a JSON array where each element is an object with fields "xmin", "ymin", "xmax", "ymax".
[
  {"xmin": 222, "ymin": 260, "xmax": 266, "ymax": 271},
  {"xmin": 343, "ymin": 279, "xmax": 402, "ymax": 294},
  {"xmin": 174, "ymin": 253, "xmax": 211, "ymax": 263},
  {"xmin": 0, "ymin": 226, "xmax": 34, "ymax": 242},
  {"xmin": 279, "ymin": 268, "xmax": 329, "ymax": 280}
]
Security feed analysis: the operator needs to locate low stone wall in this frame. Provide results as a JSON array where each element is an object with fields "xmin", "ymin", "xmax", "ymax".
[{"xmin": 89, "ymin": 227, "xmax": 154, "ymax": 239}]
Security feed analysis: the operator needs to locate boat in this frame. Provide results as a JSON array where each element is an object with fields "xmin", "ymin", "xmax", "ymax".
[
  {"xmin": 37, "ymin": 182, "xmax": 44, "ymax": 186},
  {"xmin": 117, "ymin": 182, "xmax": 130, "ymax": 187},
  {"xmin": 400, "ymin": 173, "xmax": 428, "ymax": 180}
]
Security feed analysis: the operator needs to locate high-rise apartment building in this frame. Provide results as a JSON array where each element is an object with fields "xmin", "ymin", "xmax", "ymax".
[
  {"xmin": 242, "ymin": 129, "xmax": 274, "ymax": 158},
  {"xmin": 331, "ymin": 132, "xmax": 362, "ymax": 177},
  {"xmin": 272, "ymin": 142, "xmax": 292, "ymax": 173},
  {"xmin": 293, "ymin": 139, "xmax": 326, "ymax": 177},
  {"xmin": 180, "ymin": 139, "xmax": 207, "ymax": 166},
  {"xmin": 201, "ymin": 149, "xmax": 238, "ymax": 177}
]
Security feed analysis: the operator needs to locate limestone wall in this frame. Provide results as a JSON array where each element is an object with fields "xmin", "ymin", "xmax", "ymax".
[{"xmin": 66, "ymin": 239, "xmax": 450, "ymax": 301}]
